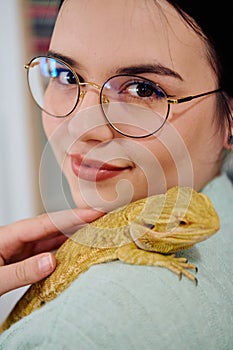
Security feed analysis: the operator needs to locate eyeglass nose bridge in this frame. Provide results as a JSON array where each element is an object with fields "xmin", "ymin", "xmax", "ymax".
[{"xmin": 79, "ymin": 81, "xmax": 109, "ymax": 104}]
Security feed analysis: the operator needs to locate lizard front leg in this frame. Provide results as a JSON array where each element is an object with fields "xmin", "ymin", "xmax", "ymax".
[{"xmin": 117, "ymin": 243, "xmax": 197, "ymax": 284}]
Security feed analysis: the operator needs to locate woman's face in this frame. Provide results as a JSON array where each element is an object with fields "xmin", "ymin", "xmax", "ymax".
[{"xmin": 42, "ymin": 0, "xmax": 228, "ymax": 211}]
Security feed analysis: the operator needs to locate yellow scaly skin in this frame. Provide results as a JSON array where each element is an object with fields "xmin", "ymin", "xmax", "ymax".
[{"xmin": 1, "ymin": 186, "xmax": 220, "ymax": 332}]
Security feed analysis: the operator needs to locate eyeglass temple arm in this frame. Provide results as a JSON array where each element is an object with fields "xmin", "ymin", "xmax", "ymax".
[{"xmin": 167, "ymin": 88, "xmax": 221, "ymax": 104}]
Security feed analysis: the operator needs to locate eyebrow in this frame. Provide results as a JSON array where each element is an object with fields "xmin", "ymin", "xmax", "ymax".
[
  {"xmin": 115, "ymin": 65, "xmax": 183, "ymax": 80},
  {"xmin": 47, "ymin": 50, "xmax": 183, "ymax": 81},
  {"xmin": 47, "ymin": 50, "xmax": 83, "ymax": 68}
]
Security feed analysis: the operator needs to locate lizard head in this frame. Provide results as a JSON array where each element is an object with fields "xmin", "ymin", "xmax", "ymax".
[{"xmin": 129, "ymin": 186, "xmax": 220, "ymax": 253}]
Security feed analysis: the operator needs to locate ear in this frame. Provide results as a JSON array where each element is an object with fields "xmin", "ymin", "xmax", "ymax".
[{"xmin": 223, "ymin": 98, "xmax": 233, "ymax": 149}]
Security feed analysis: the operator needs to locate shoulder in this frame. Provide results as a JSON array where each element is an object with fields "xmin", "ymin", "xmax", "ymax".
[{"xmin": 1, "ymin": 254, "xmax": 233, "ymax": 349}]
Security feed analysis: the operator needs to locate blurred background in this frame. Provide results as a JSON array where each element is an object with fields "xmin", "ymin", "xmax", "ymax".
[
  {"xmin": 0, "ymin": 0, "xmax": 58, "ymax": 226},
  {"xmin": 0, "ymin": 0, "xmax": 74, "ymax": 323}
]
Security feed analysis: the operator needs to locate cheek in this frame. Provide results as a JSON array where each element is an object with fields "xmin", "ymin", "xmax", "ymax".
[
  {"xmin": 41, "ymin": 113, "xmax": 70, "ymax": 165},
  {"xmin": 42, "ymin": 113, "xmax": 61, "ymax": 138},
  {"xmin": 174, "ymin": 107, "xmax": 222, "ymax": 156},
  {"xmin": 143, "ymin": 123, "xmax": 195, "ymax": 189}
]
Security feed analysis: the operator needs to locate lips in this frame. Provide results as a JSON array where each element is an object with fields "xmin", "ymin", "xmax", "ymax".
[{"xmin": 70, "ymin": 154, "xmax": 132, "ymax": 181}]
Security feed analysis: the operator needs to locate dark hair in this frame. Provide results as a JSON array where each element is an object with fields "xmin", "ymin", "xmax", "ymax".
[
  {"xmin": 167, "ymin": 1, "xmax": 232, "ymax": 96},
  {"xmin": 57, "ymin": 0, "xmax": 233, "ymax": 137},
  {"xmin": 165, "ymin": 0, "xmax": 233, "ymax": 139}
]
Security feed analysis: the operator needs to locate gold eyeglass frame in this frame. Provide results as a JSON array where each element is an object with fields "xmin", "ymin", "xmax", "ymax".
[{"xmin": 25, "ymin": 55, "xmax": 222, "ymax": 138}]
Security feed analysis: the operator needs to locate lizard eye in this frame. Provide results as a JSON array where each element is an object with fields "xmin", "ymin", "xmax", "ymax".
[
  {"xmin": 144, "ymin": 223, "xmax": 155, "ymax": 229},
  {"xmin": 179, "ymin": 220, "xmax": 187, "ymax": 225}
]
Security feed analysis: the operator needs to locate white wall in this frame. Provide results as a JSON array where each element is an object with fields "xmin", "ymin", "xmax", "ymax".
[
  {"xmin": 0, "ymin": 0, "xmax": 40, "ymax": 323},
  {"xmin": 0, "ymin": 0, "xmax": 38, "ymax": 225}
]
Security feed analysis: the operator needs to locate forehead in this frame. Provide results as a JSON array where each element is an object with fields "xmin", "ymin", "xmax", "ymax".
[{"xmin": 50, "ymin": 0, "xmax": 208, "ymax": 80}]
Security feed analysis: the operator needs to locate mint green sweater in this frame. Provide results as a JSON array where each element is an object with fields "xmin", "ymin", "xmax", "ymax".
[{"xmin": 1, "ymin": 173, "xmax": 233, "ymax": 350}]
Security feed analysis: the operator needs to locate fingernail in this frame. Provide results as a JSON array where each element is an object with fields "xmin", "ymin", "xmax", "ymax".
[{"xmin": 38, "ymin": 254, "xmax": 53, "ymax": 273}]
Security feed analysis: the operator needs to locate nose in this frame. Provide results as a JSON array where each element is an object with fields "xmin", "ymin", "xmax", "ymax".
[
  {"xmin": 79, "ymin": 81, "xmax": 110, "ymax": 107},
  {"xmin": 67, "ymin": 82, "xmax": 114, "ymax": 142},
  {"xmin": 78, "ymin": 81, "xmax": 102, "ymax": 109}
]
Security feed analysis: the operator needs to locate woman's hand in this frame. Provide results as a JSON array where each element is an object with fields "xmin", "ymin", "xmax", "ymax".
[{"xmin": 0, "ymin": 208, "xmax": 103, "ymax": 296}]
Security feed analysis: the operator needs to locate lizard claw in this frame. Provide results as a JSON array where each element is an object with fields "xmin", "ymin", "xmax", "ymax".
[
  {"xmin": 166, "ymin": 256, "xmax": 198, "ymax": 283},
  {"xmin": 178, "ymin": 272, "xmax": 198, "ymax": 285},
  {"xmin": 117, "ymin": 243, "xmax": 198, "ymax": 284}
]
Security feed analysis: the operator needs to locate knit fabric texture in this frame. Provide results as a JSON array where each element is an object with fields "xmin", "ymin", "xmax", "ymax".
[{"xmin": 0, "ymin": 173, "xmax": 233, "ymax": 350}]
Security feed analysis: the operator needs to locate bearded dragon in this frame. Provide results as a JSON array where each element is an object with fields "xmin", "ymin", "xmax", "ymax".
[{"xmin": 1, "ymin": 186, "xmax": 219, "ymax": 332}]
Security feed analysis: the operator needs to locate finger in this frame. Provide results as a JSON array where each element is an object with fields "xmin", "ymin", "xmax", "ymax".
[
  {"xmin": 32, "ymin": 232, "xmax": 68, "ymax": 255},
  {"xmin": 0, "ymin": 232, "xmax": 67, "ymax": 266},
  {"xmin": 0, "ymin": 209, "xmax": 104, "ymax": 265},
  {"xmin": 45, "ymin": 208, "xmax": 104, "ymax": 237},
  {"xmin": 0, "ymin": 253, "xmax": 56, "ymax": 296},
  {"xmin": 0, "ymin": 208, "xmax": 103, "ymax": 246}
]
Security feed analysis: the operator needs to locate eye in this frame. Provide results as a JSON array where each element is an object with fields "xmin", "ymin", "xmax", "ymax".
[
  {"xmin": 132, "ymin": 82, "xmax": 157, "ymax": 98},
  {"xmin": 179, "ymin": 220, "xmax": 187, "ymax": 225},
  {"xmin": 120, "ymin": 79, "xmax": 166, "ymax": 100},
  {"xmin": 39, "ymin": 58, "xmax": 78, "ymax": 85},
  {"xmin": 144, "ymin": 223, "xmax": 155, "ymax": 229},
  {"xmin": 50, "ymin": 68, "xmax": 77, "ymax": 85}
]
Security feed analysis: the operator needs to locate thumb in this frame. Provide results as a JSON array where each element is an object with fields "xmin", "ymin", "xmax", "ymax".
[{"xmin": 0, "ymin": 253, "xmax": 56, "ymax": 296}]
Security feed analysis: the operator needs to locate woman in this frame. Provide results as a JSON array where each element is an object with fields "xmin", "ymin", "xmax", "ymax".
[{"xmin": 1, "ymin": 0, "xmax": 233, "ymax": 348}]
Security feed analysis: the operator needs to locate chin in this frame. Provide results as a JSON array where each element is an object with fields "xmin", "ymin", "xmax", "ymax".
[{"xmin": 69, "ymin": 181, "xmax": 138, "ymax": 212}]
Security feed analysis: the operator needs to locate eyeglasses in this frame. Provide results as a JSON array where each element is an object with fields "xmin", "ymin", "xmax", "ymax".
[{"xmin": 25, "ymin": 56, "xmax": 221, "ymax": 138}]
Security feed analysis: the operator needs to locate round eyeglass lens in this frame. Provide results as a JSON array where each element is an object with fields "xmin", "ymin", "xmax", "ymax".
[
  {"xmin": 101, "ymin": 75, "xmax": 169, "ymax": 138},
  {"xmin": 27, "ymin": 57, "xmax": 80, "ymax": 117}
]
